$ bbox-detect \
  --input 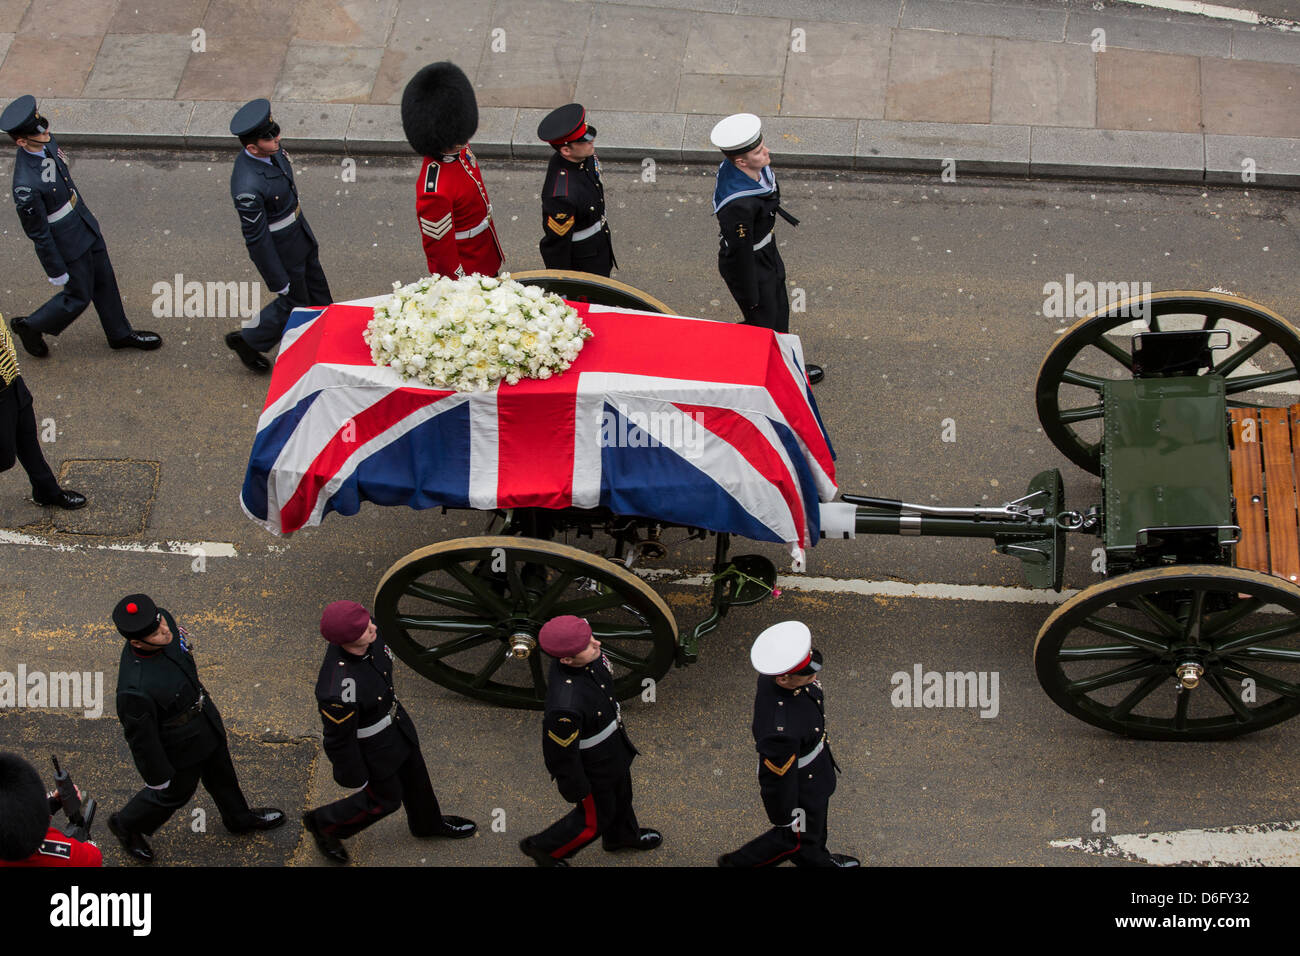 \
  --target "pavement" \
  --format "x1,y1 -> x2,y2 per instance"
0,0 -> 1298,184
